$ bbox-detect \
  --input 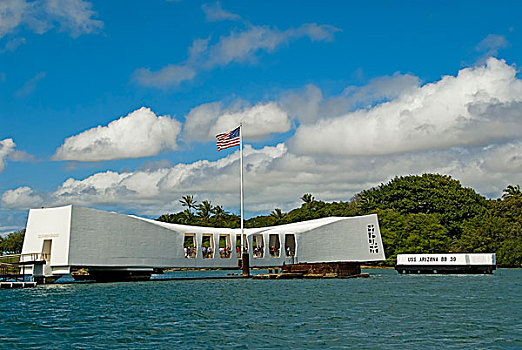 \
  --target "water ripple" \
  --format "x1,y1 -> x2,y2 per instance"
1,269 -> 521,349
